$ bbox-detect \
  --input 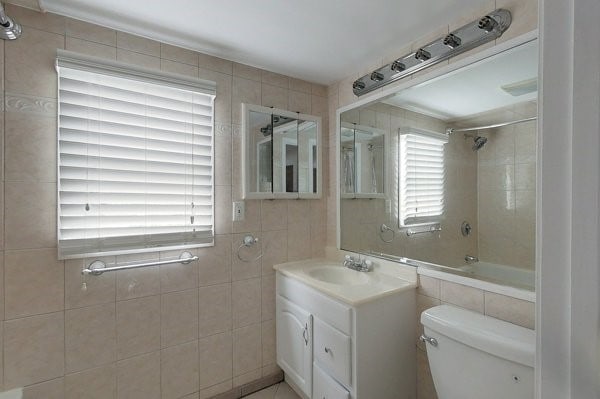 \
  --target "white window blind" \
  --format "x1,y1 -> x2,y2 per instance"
57,50 -> 216,259
399,128 -> 448,226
